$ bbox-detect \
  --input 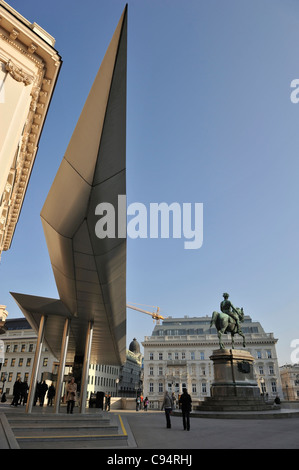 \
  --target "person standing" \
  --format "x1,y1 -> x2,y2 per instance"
39,380 -> 48,406
11,378 -> 22,407
161,391 -> 173,428
144,397 -> 149,411
47,384 -> 56,406
66,377 -> 77,414
179,388 -> 192,431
